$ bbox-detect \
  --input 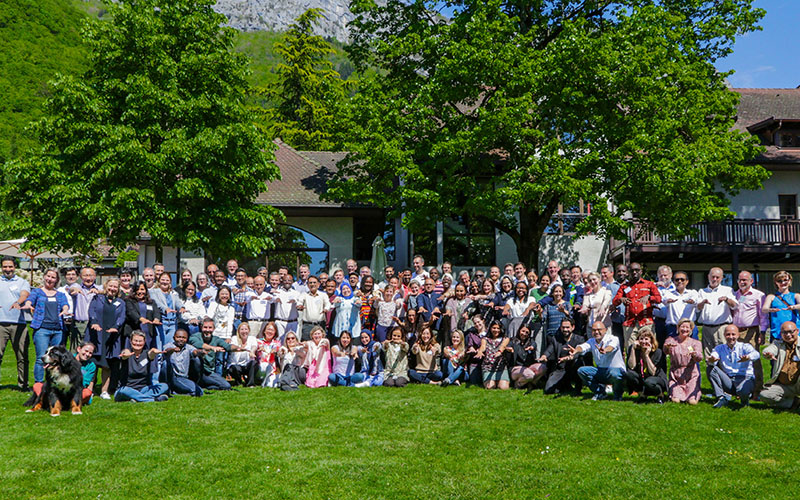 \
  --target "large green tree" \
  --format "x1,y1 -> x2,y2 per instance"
0,0 -> 282,258
328,0 -> 769,269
